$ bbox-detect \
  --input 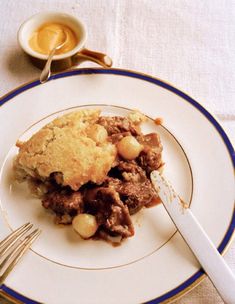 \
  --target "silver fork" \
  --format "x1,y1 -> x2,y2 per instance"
0,223 -> 41,284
